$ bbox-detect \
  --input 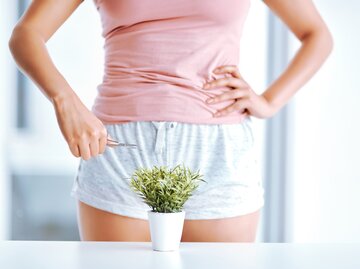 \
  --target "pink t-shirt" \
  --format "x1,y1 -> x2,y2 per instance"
91,0 -> 251,124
